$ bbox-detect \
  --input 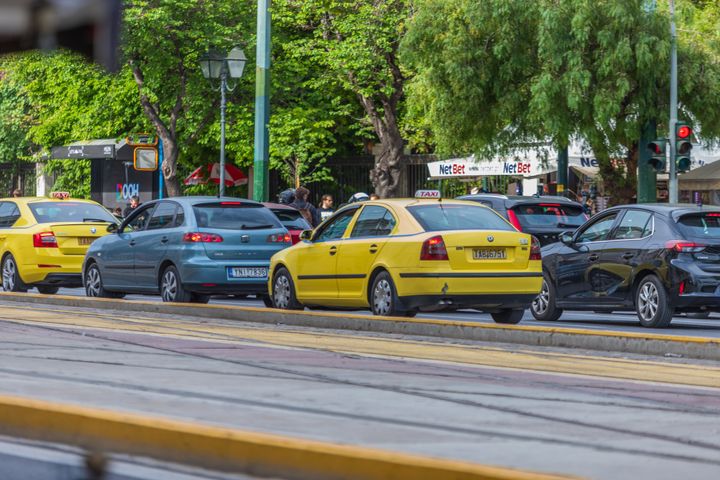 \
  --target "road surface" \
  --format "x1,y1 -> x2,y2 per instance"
0,299 -> 717,479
